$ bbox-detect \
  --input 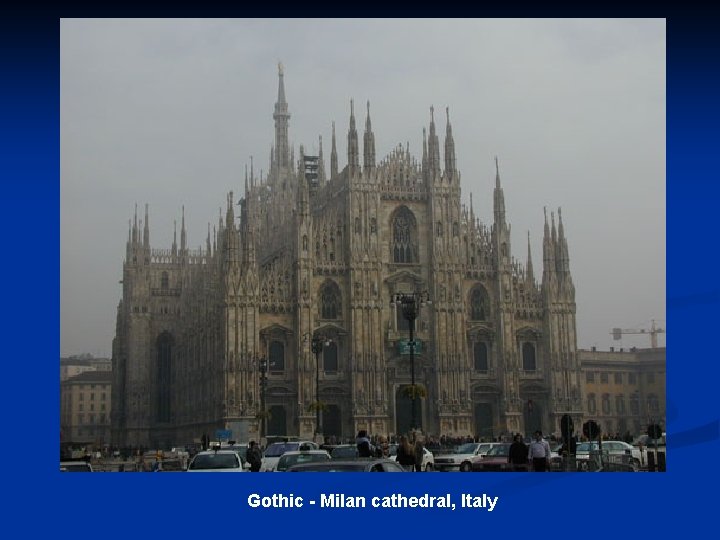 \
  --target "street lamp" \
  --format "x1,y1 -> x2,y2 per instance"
303,333 -> 331,440
390,291 -> 431,432
259,356 -> 268,441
